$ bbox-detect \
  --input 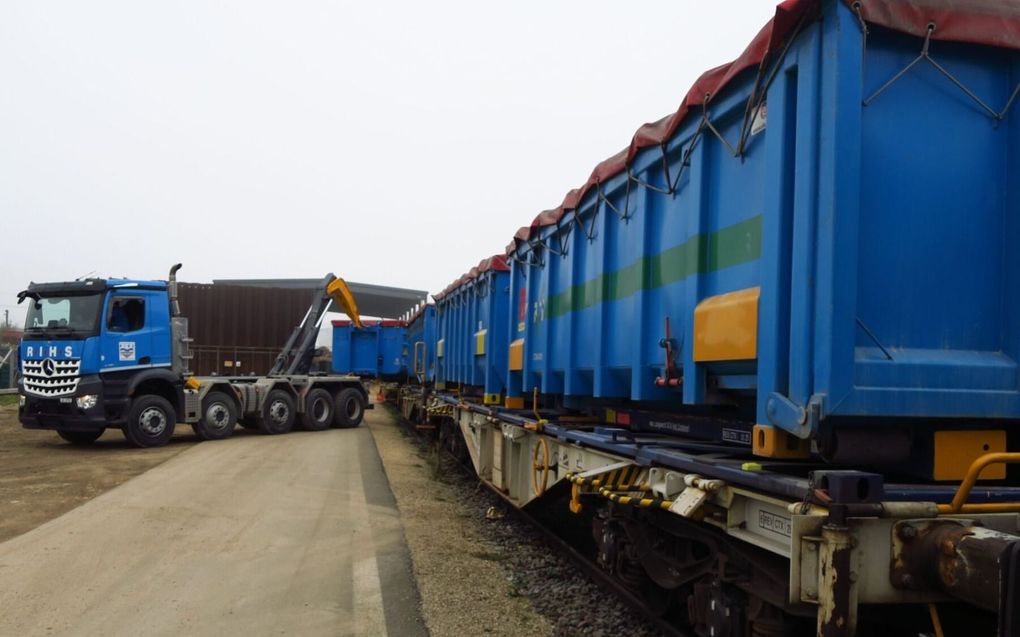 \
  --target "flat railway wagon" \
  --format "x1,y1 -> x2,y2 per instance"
398,0 -> 1020,635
